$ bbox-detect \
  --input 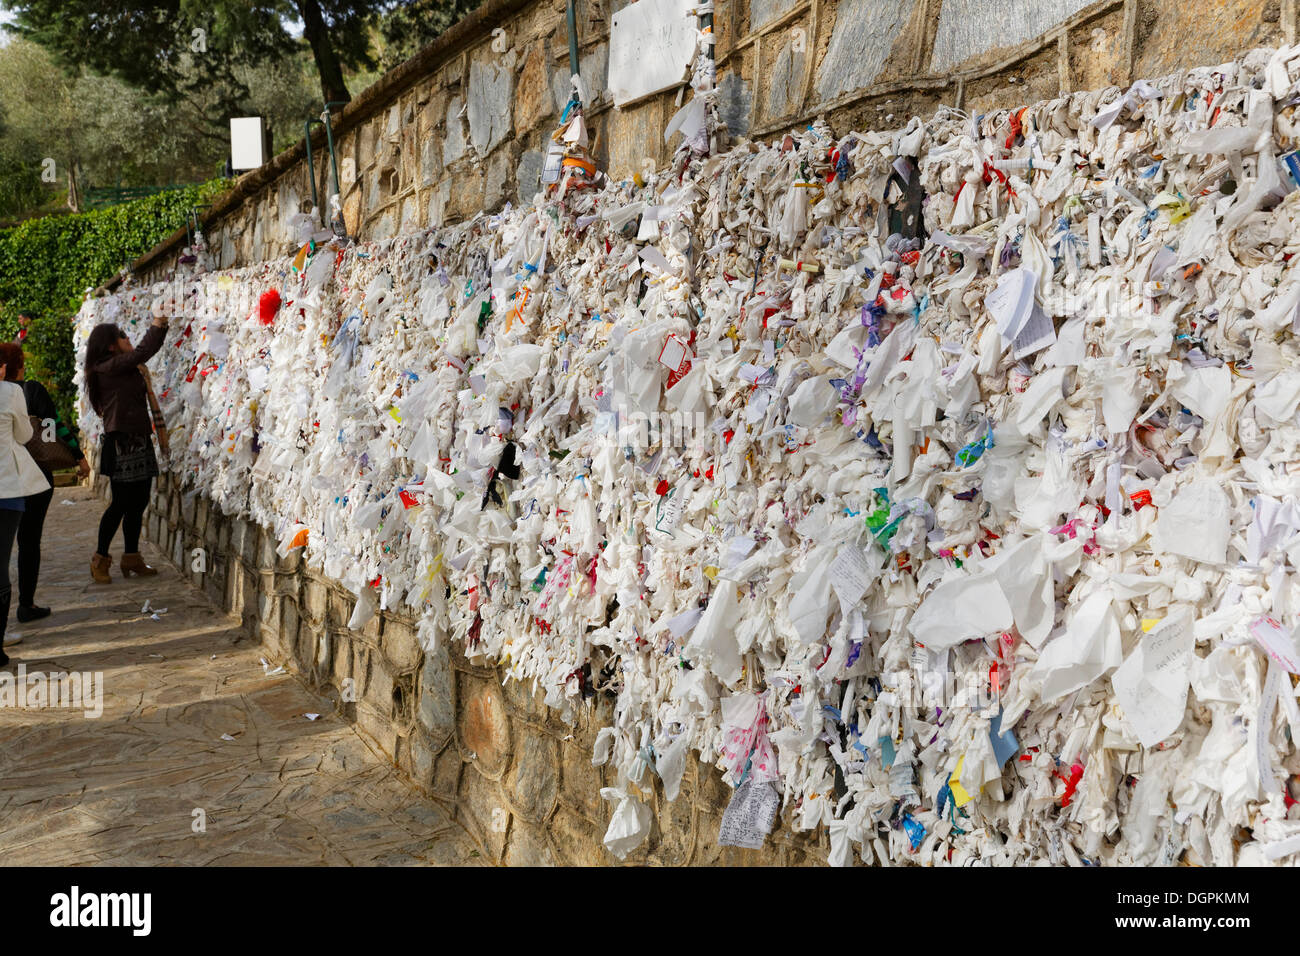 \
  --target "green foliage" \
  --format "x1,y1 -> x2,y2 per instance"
2,0 -> 396,114
0,151 -> 44,220
375,0 -> 483,70
0,34 -> 316,221
3,0 -> 297,126
0,179 -> 227,430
